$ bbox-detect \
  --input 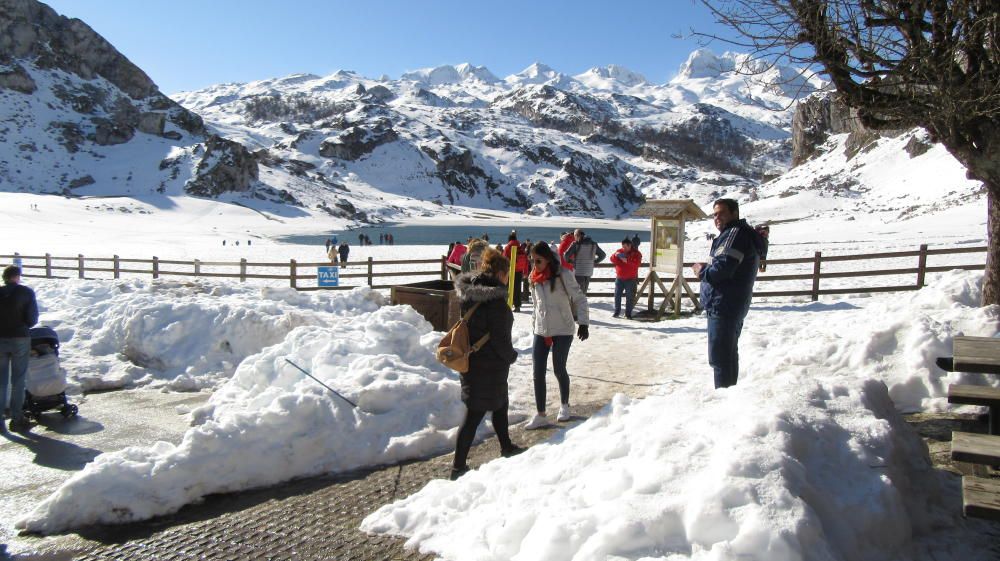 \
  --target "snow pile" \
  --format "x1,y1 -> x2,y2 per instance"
745,270 -> 999,411
33,279 -> 384,391
361,377 -> 951,561
355,271 -> 997,561
16,304 -> 465,534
